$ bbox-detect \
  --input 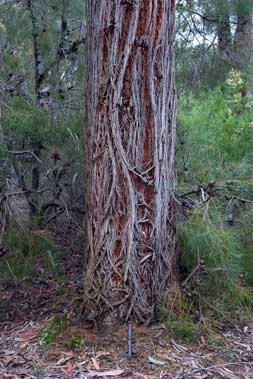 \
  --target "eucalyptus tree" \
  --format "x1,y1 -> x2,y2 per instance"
83,0 -> 177,325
